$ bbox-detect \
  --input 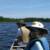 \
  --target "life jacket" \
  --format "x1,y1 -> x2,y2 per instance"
39,37 -> 49,50
24,39 -> 45,50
